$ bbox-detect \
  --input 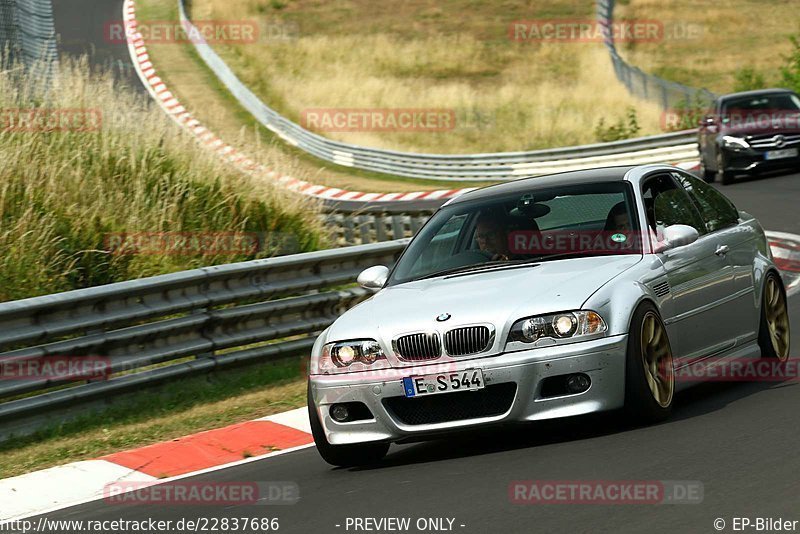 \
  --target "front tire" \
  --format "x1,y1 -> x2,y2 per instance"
699,158 -> 715,183
716,152 -> 734,185
624,302 -> 674,422
759,272 -> 790,361
307,386 -> 389,467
